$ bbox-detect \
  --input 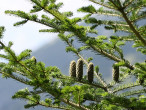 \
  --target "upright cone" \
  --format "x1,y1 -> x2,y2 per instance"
31,56 -> 37,64
69,60 -> 76,77
112,66 -> 119,82
76,58 -> 83,81
87,63 -> 94,83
